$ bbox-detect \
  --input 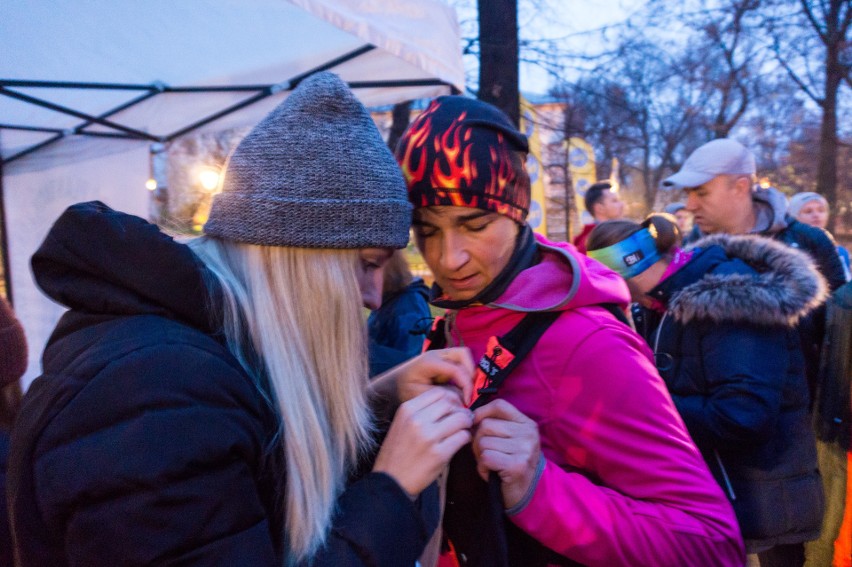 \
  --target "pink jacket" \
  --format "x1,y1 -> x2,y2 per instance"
444,235 -> 745,566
